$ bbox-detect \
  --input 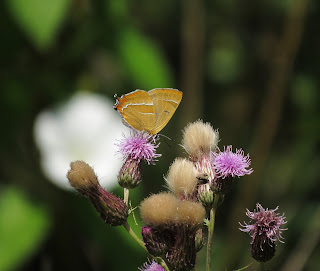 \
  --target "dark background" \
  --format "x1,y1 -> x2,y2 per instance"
0,0 -> 319,270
